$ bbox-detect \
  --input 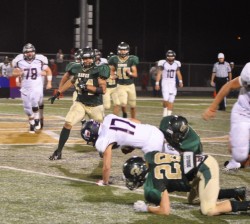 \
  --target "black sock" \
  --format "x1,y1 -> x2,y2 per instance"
218,189 -> 235,199
57,127 -> 70,153
230,200 -> 250,212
